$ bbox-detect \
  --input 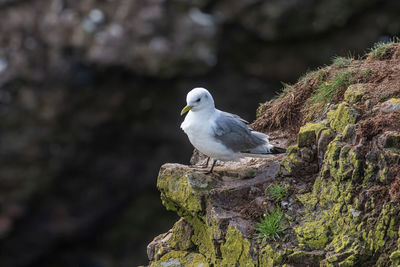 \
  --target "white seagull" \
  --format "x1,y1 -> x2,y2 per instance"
180,87 -> 285,173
